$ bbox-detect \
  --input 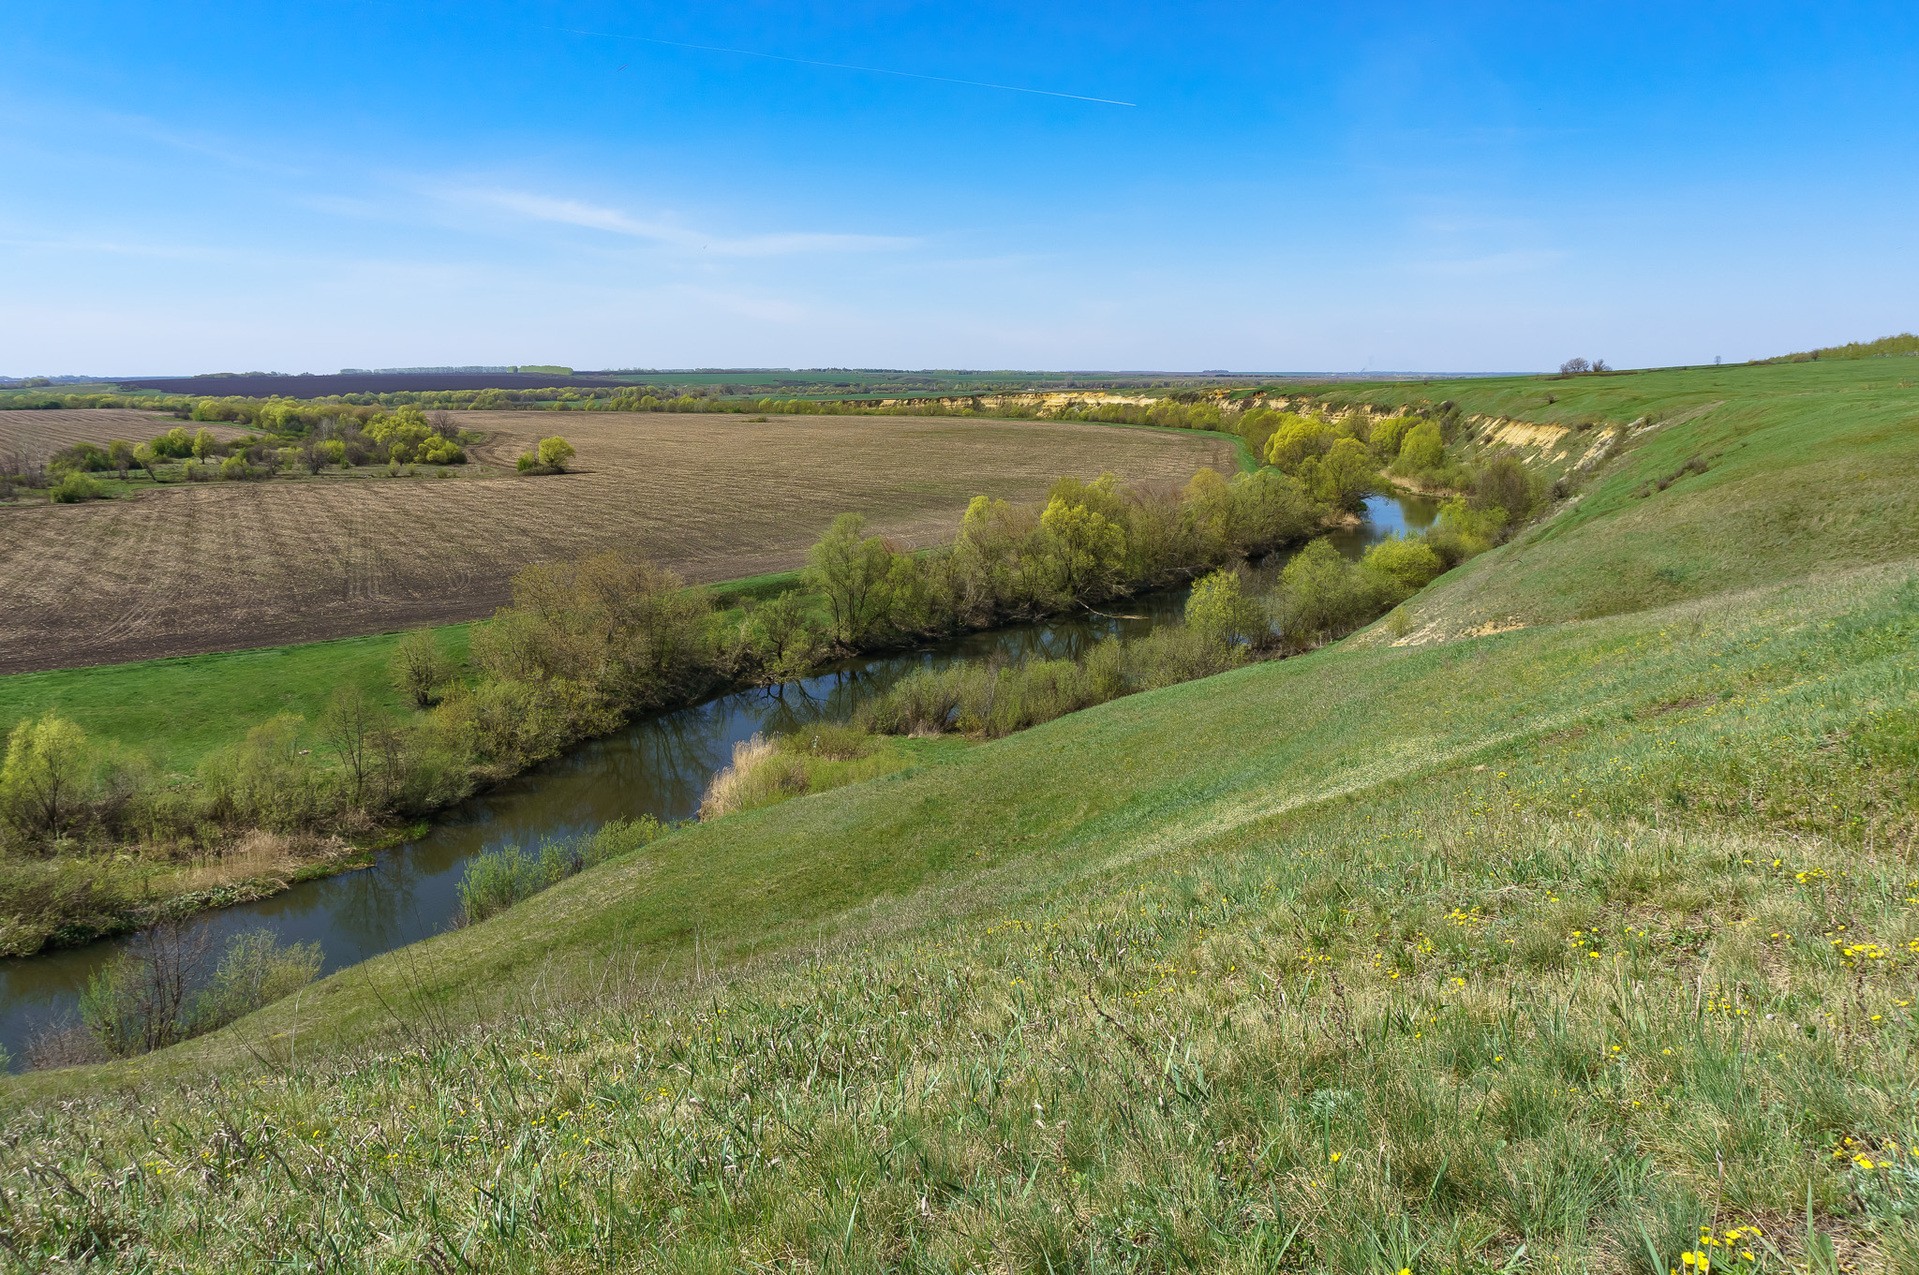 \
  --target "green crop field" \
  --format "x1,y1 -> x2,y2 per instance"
3,358 -> 1917,1271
